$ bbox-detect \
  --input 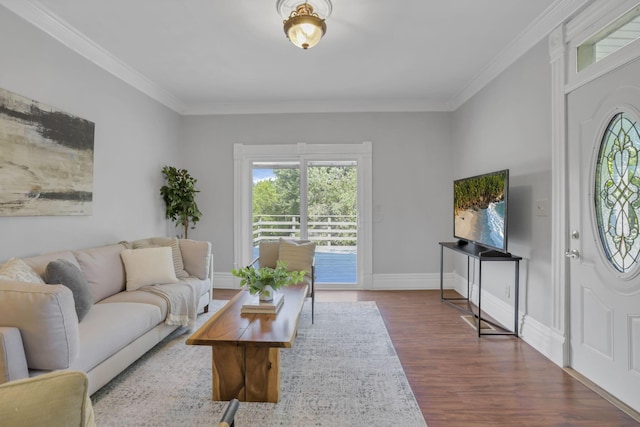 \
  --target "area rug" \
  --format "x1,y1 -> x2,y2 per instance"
91,300 -> 427,426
